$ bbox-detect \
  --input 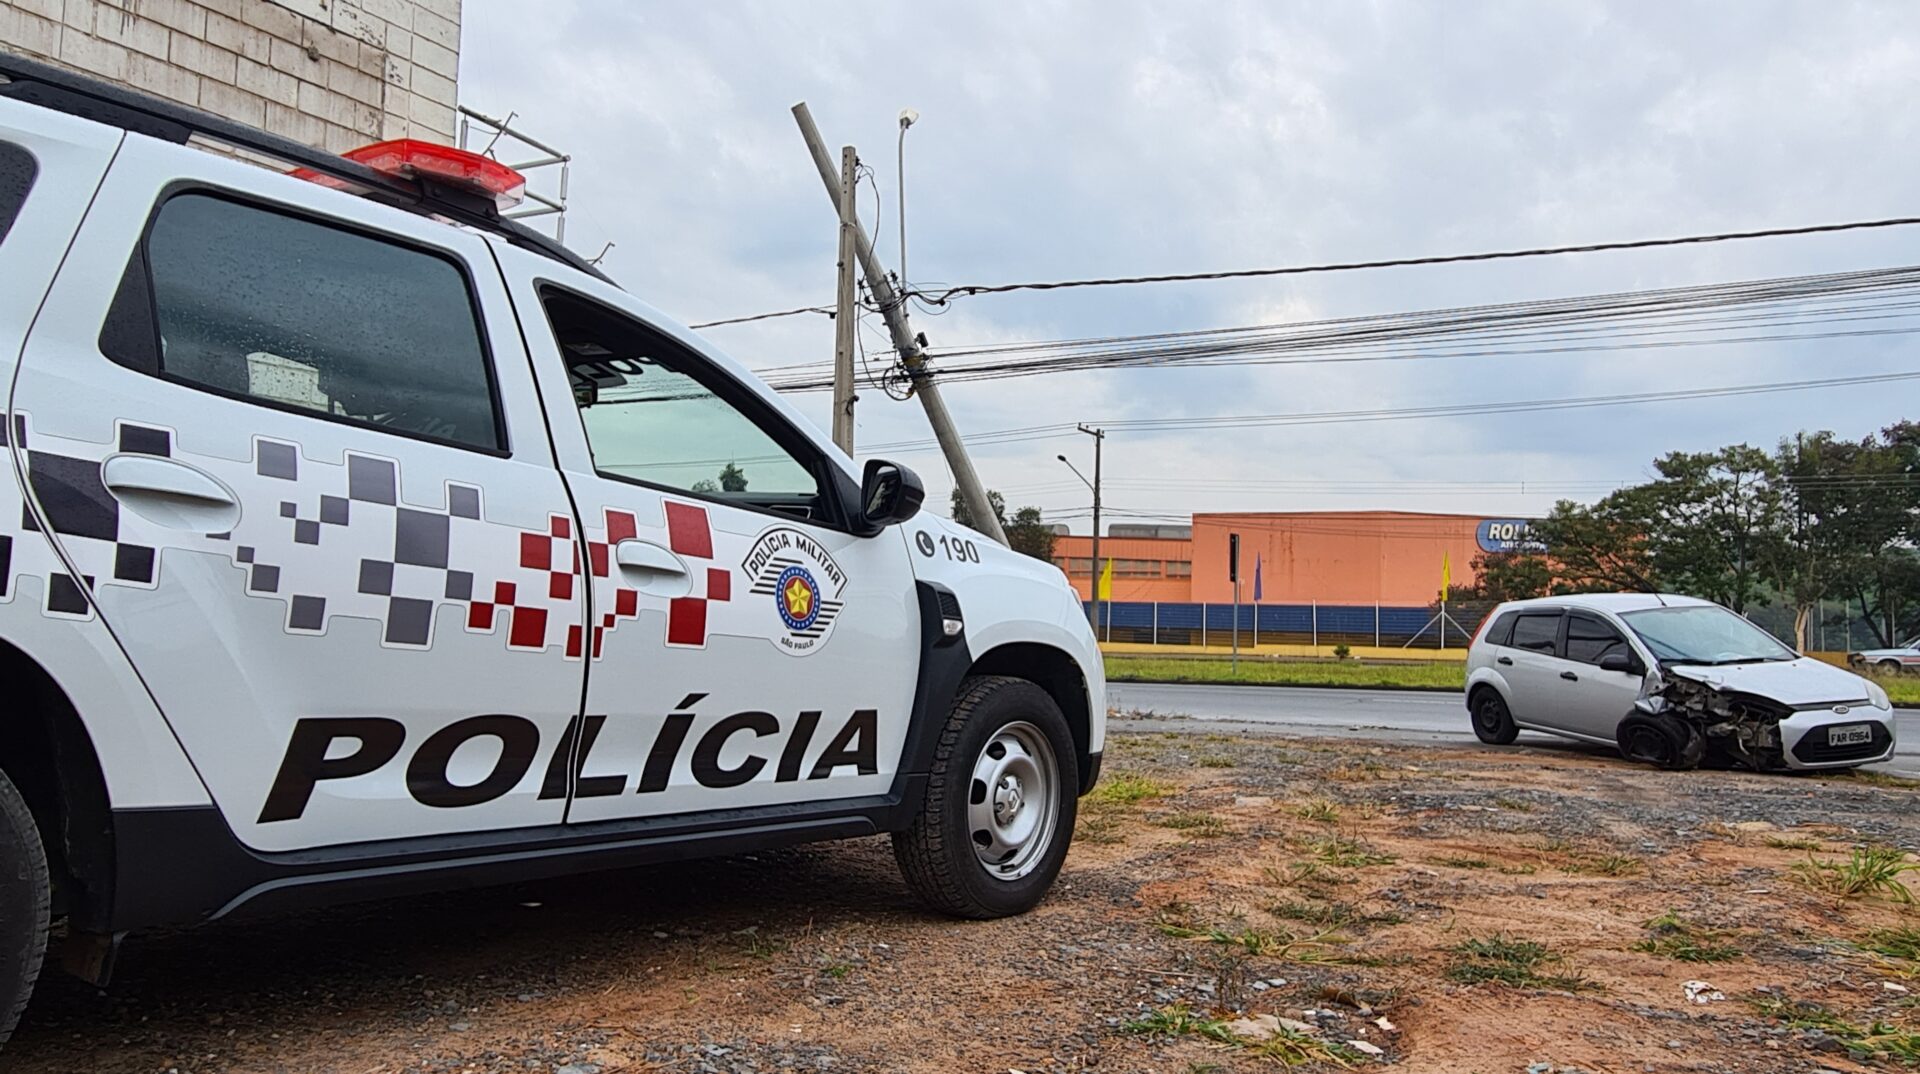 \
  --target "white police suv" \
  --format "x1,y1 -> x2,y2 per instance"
0,53 -> 1104,1043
